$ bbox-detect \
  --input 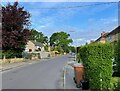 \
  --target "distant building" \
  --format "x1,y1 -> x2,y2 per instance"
95,26 -> 120,43
90,40 -> 95,44
25,40 -> 44,52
